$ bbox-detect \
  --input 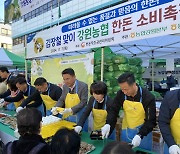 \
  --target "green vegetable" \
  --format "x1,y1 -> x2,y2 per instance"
128,58 -> 142,66
108,66 -> 114,72
104,72 -> 114,80
150,91 -> 163,100
113,86 -> 120,93
129,66 -> 138,74
94,65 -> 101,73
94,59 -> 101,65
113,71 -> 124,79
112,55 -> 128,64
104,56 -> 113,65
118,64 -> 130,72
